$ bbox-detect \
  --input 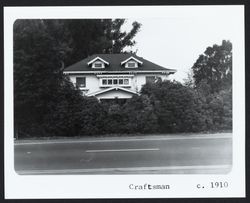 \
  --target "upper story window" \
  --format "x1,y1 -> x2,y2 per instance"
92,61 -> 105,68
87,56 -> 109,69
121,56 -> 143,68
125,61 -> 138,68
76,77 -> 86,88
